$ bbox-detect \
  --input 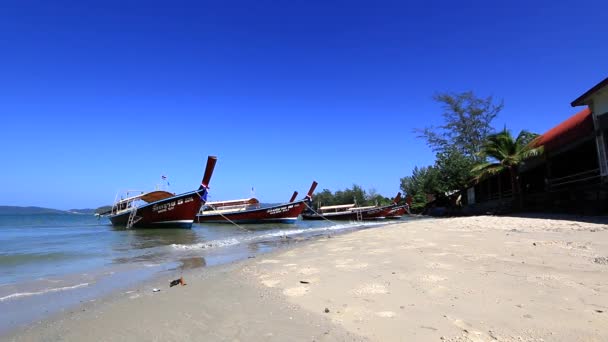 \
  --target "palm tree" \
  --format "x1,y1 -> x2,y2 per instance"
472,128 -> 544,208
